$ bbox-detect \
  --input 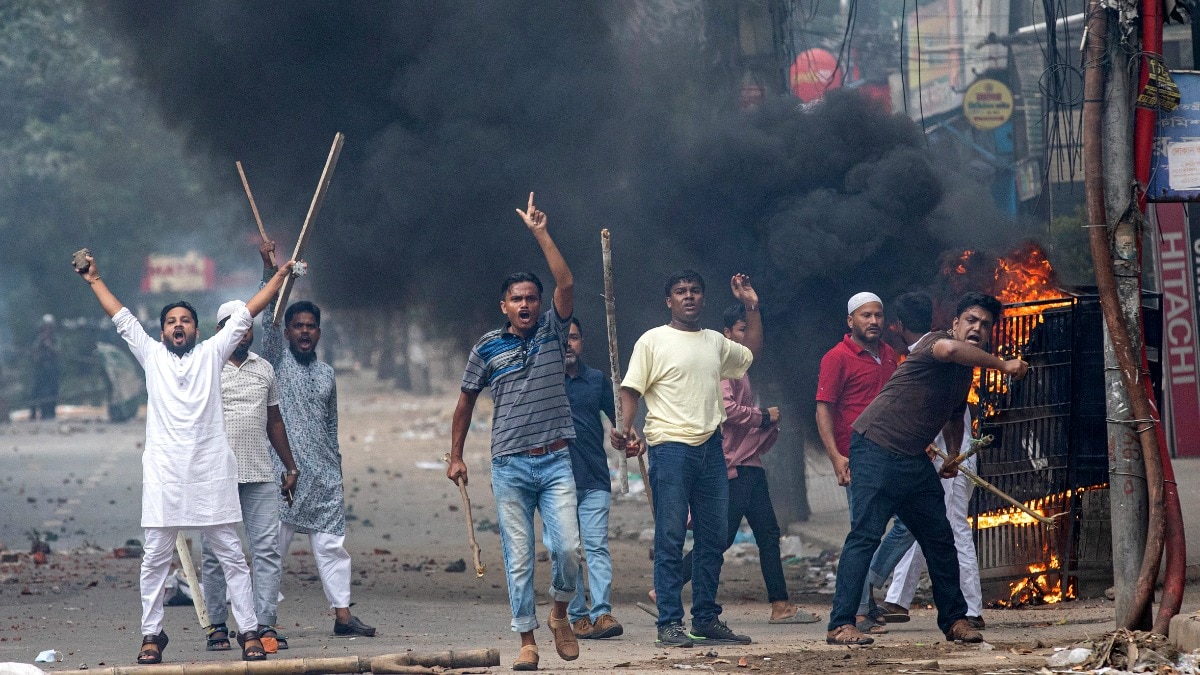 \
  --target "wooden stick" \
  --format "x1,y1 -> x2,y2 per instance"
444,454 -> 484,577
173,533 -> 210,629
940,433 -> 993,475
82,648 -> 500,675
235,161 -> 269,242
638,454 -> 654,518
601,229 -> 629,495
930,446 -> 1065,529
273,132 -> 345,326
